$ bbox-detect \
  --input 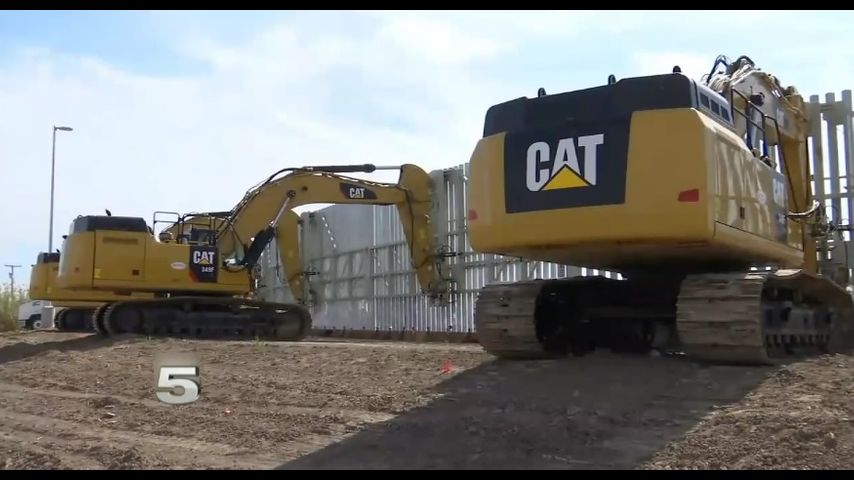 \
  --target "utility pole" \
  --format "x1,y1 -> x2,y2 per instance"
4,264 -> 21,293
4,264 -> 22,312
